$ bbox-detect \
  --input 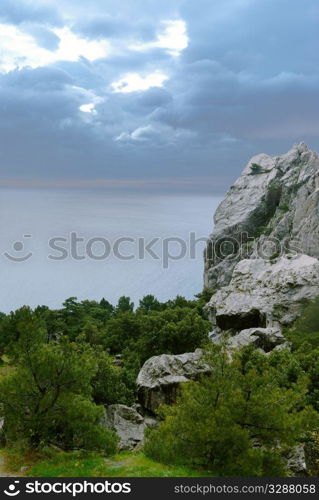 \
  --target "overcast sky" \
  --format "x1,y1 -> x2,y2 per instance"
0,0 -> 318,194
